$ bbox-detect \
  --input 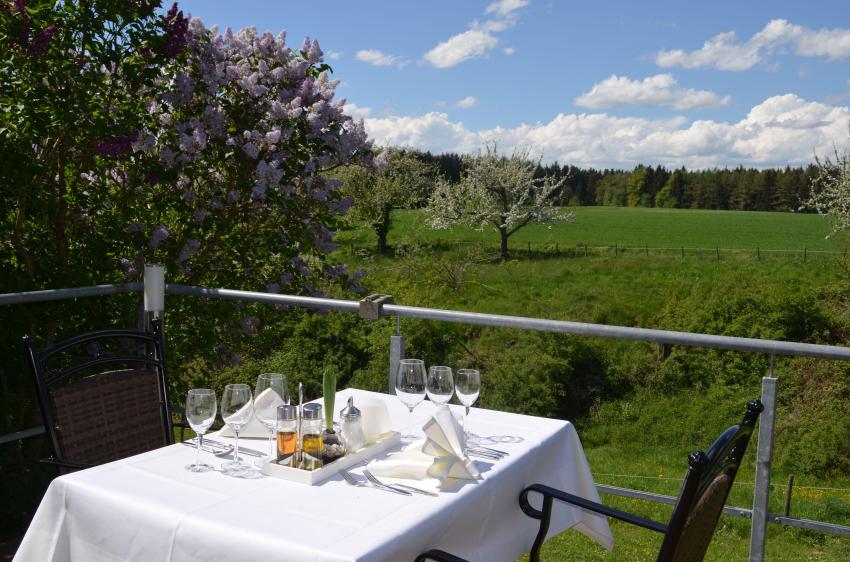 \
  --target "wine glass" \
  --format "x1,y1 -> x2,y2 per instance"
254,373 -> 290,460
221,383 -> 253,474
455,369 -> 480,440
395,358 -> 426,443
427,366 -> 454,406
184,389 -> 217,473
